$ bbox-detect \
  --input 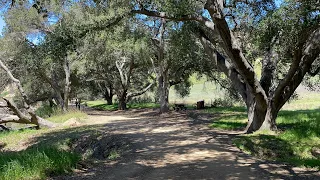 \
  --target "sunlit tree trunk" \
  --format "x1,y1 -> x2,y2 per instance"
63,56 -> 71,111
158,74 -> 170,113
